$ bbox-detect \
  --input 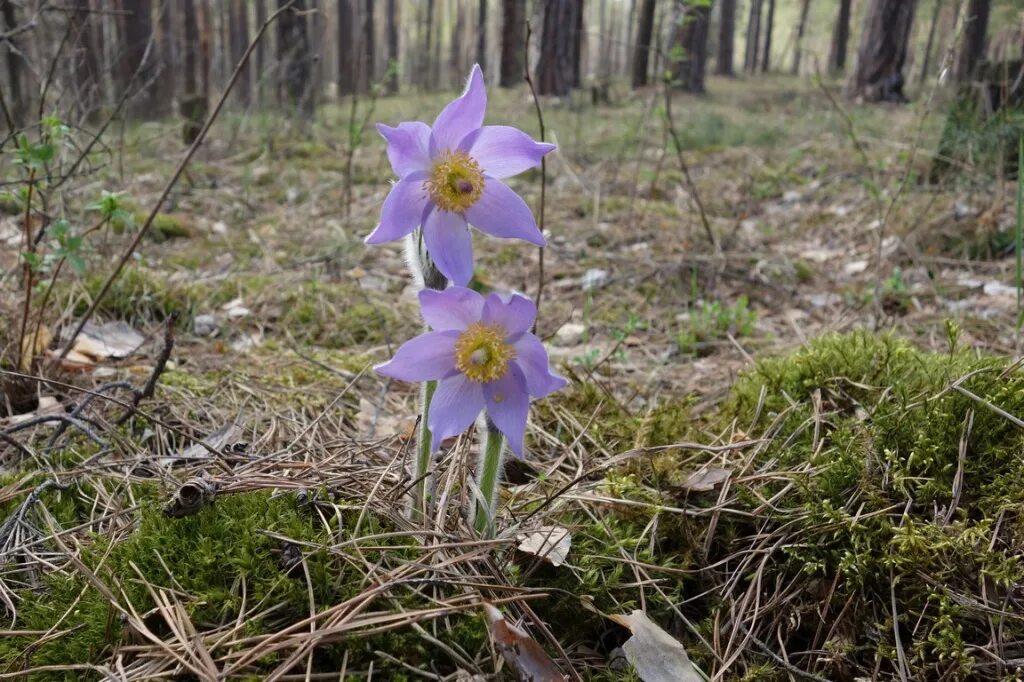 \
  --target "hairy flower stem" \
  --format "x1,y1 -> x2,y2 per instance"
412,379 -> 437,522
474,420 -> 505,536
